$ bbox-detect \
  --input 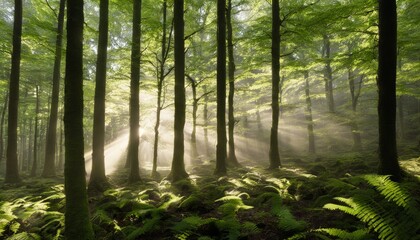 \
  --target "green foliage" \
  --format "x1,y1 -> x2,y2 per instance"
315,228 -> 370,240
0,185 -> 64,239
321,175 -> 420,240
